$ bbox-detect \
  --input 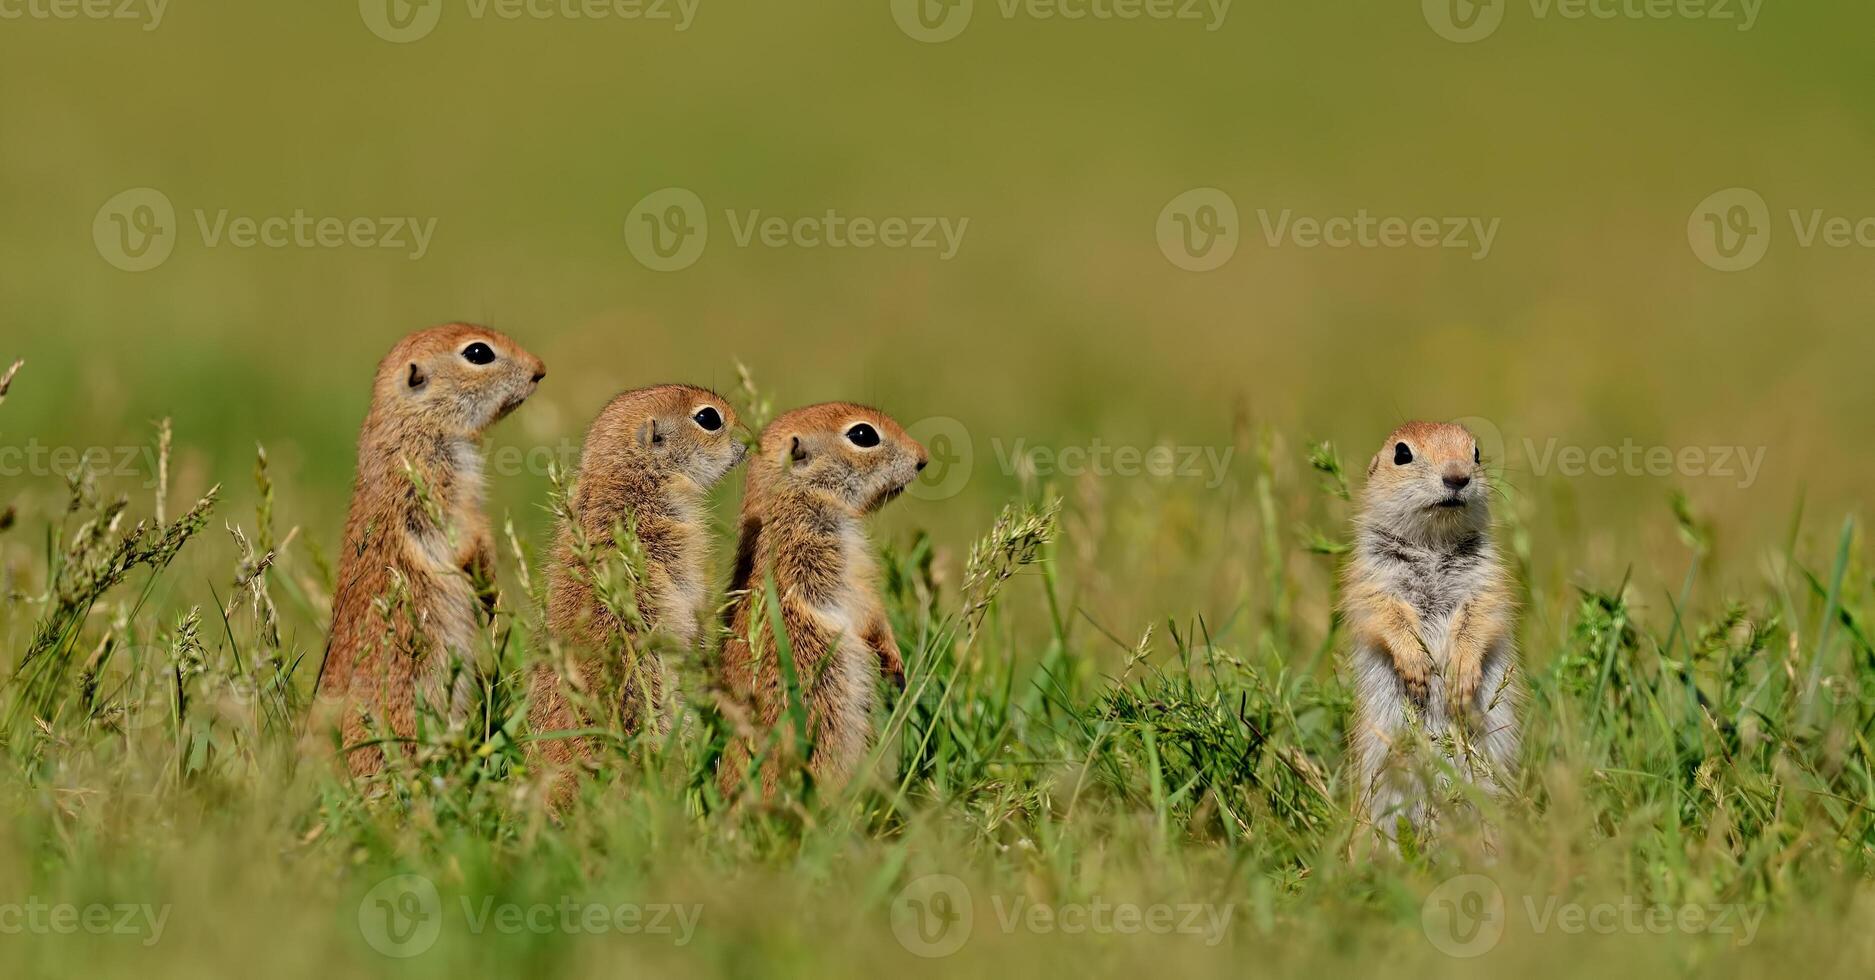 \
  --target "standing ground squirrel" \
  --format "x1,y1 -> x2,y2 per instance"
527,385 -> 746,795
715,403 -> 927,802
1342,421 -> 1519,843
316,323 -> 546,778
